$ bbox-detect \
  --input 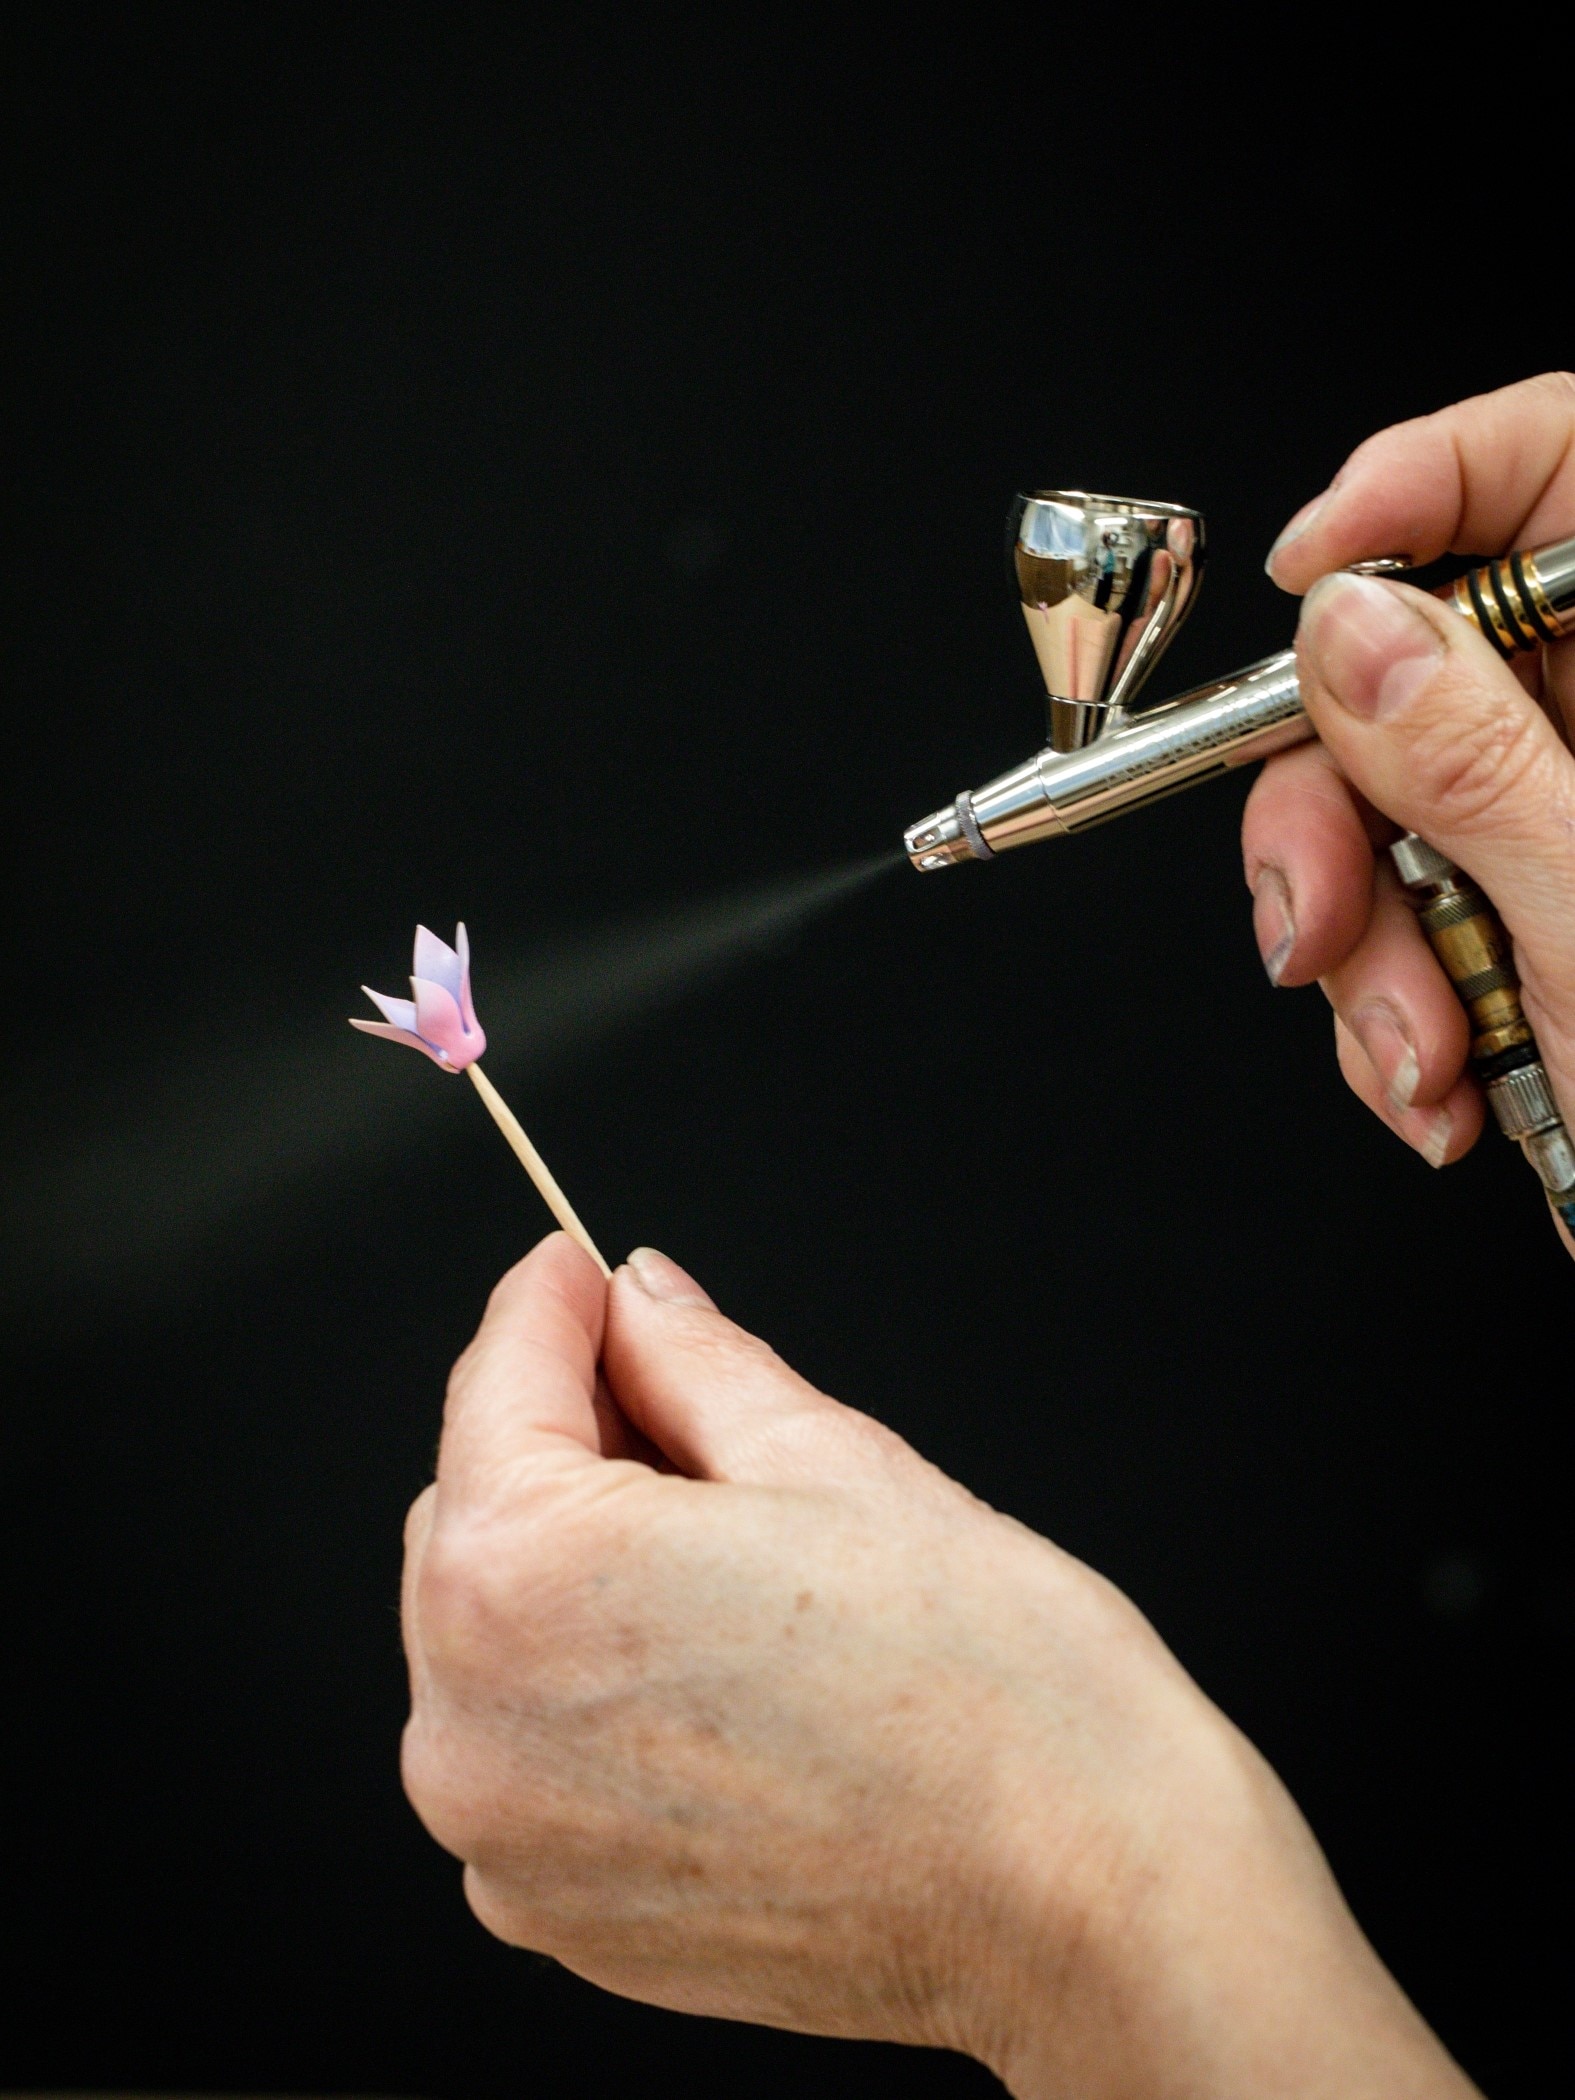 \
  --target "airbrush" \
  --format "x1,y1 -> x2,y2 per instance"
904,491 -> 1575,1231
